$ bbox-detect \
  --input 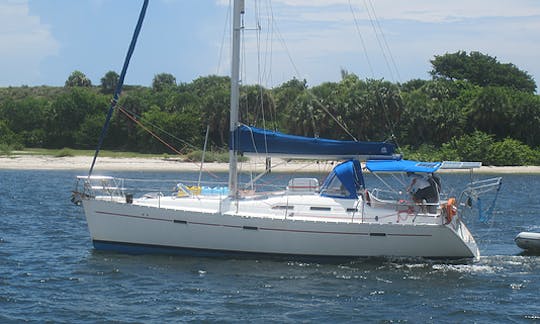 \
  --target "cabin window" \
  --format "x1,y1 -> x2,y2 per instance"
321,175 -> 349,198
310,206 -> 331,211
